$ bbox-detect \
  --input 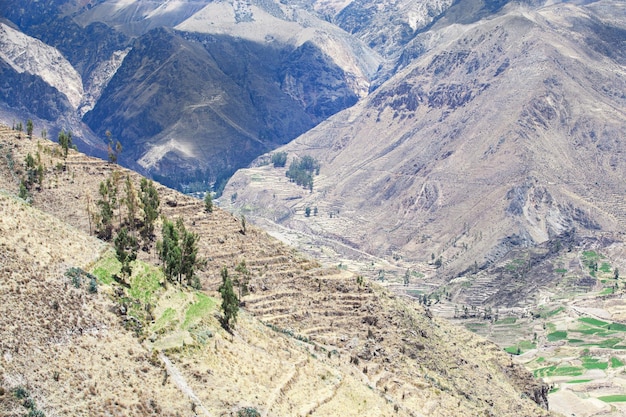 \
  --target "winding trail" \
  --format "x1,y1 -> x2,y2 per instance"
160,352 -> 211,417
